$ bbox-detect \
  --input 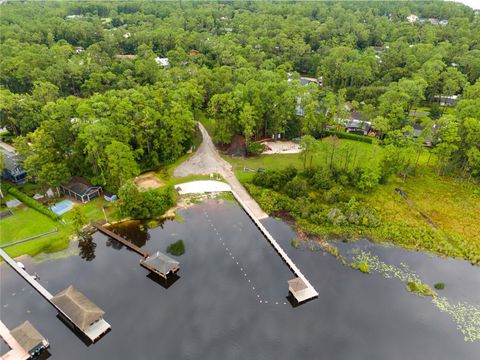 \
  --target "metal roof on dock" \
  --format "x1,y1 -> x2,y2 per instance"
140,251 -> 179,277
